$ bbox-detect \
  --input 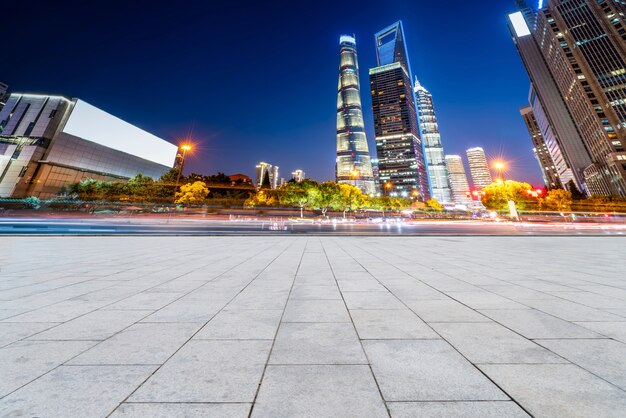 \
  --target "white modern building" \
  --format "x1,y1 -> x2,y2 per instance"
466,147 -> 493,189
445,155 -> 472,205
292,169 -> 305,182
255,162 -> 279,189
0,93 -> 178,198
